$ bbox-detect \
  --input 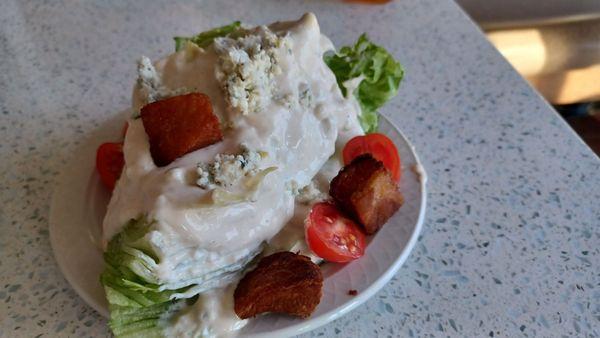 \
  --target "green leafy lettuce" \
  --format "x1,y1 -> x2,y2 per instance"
324,34 -> 404,133
174,21 -> 241,51
100,218 -> 189,338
